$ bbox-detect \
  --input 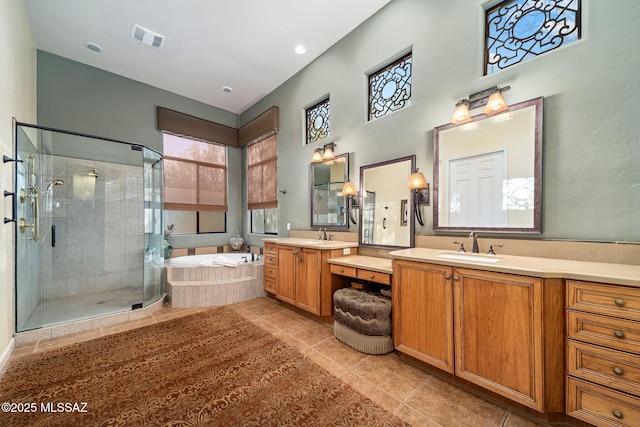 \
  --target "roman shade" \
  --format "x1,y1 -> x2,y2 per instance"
247,134 -> 277,210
